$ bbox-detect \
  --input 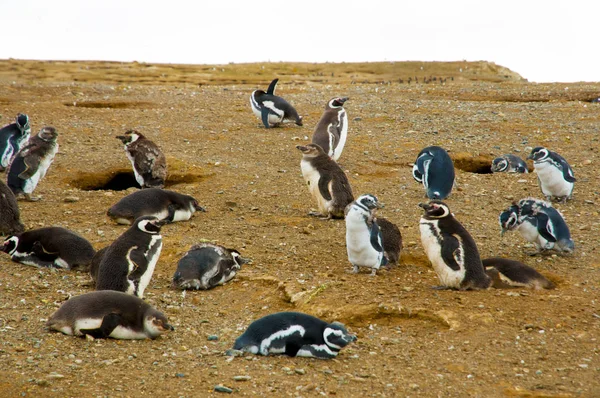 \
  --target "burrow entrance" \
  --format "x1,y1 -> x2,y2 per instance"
450,152 -> 494,174
69,168 -> 211,191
